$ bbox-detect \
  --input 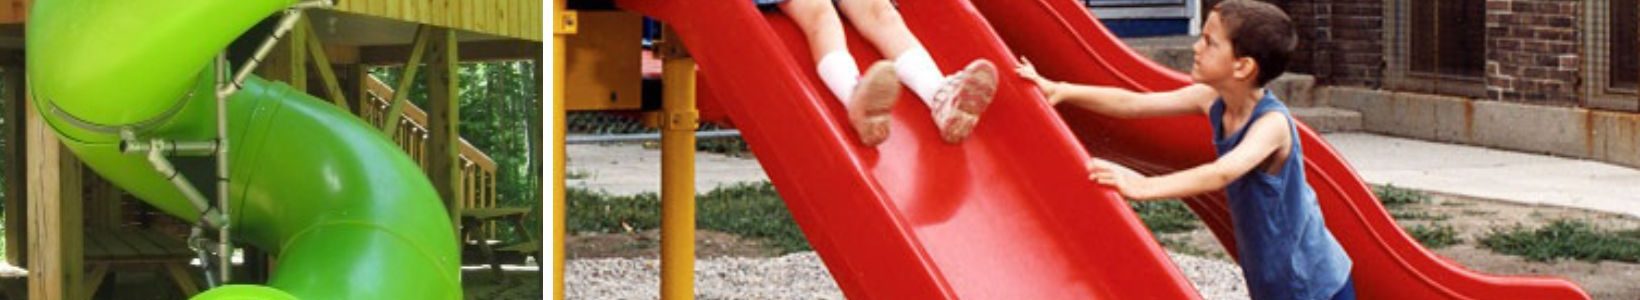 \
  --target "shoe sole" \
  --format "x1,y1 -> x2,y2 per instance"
939,60 -> 998,143
850,61 -> 901,146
